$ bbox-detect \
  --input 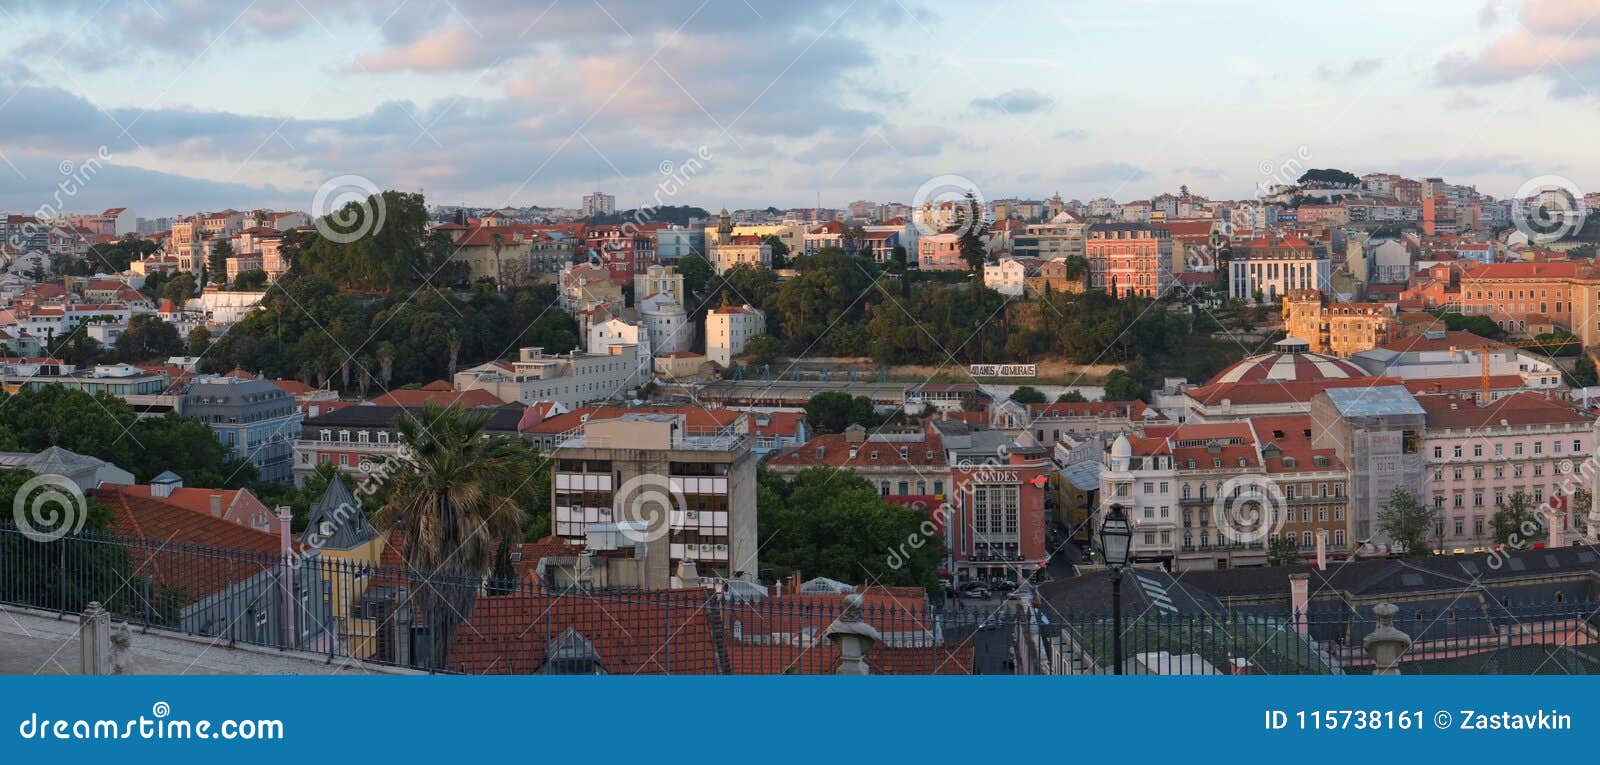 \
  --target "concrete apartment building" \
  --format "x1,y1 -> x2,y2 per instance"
550,413 -> 758,588
581,191 -> 616,217
181,375 -> 304,483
